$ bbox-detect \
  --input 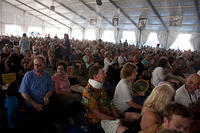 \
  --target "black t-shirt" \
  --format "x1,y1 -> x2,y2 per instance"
106,66 -> 121,86
136,61 -> 146,80
0,62 -> 6,74
0,39 -> 12,45
0,53 -> 10,61
7,53 -> 24,73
